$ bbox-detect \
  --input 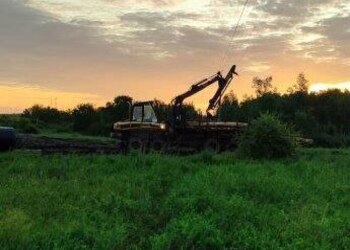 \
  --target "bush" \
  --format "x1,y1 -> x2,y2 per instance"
17,119 -> 39,134
72,104 -> 97,133
0,116 -> 39,134
238,113 -> 297,159
23,105 -> 70,124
